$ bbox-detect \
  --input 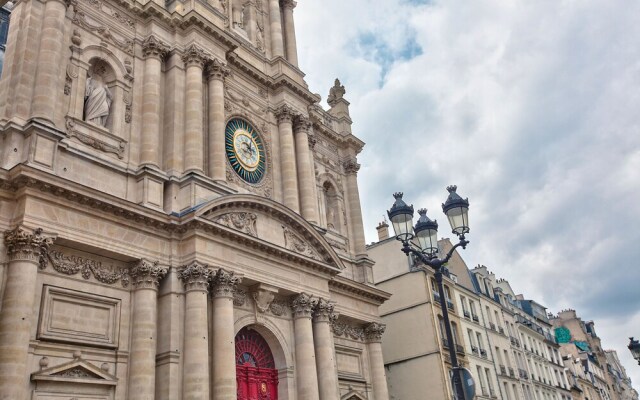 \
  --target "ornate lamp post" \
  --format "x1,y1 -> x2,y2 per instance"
629,337 -> 640,365
387,186 -> 471,400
